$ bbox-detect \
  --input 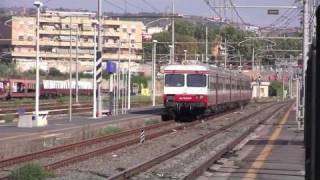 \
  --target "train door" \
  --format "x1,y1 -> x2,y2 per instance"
208,73 -> 216,106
